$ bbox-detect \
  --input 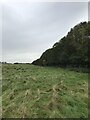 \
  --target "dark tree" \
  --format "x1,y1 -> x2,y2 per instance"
32,21 -> 89,68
